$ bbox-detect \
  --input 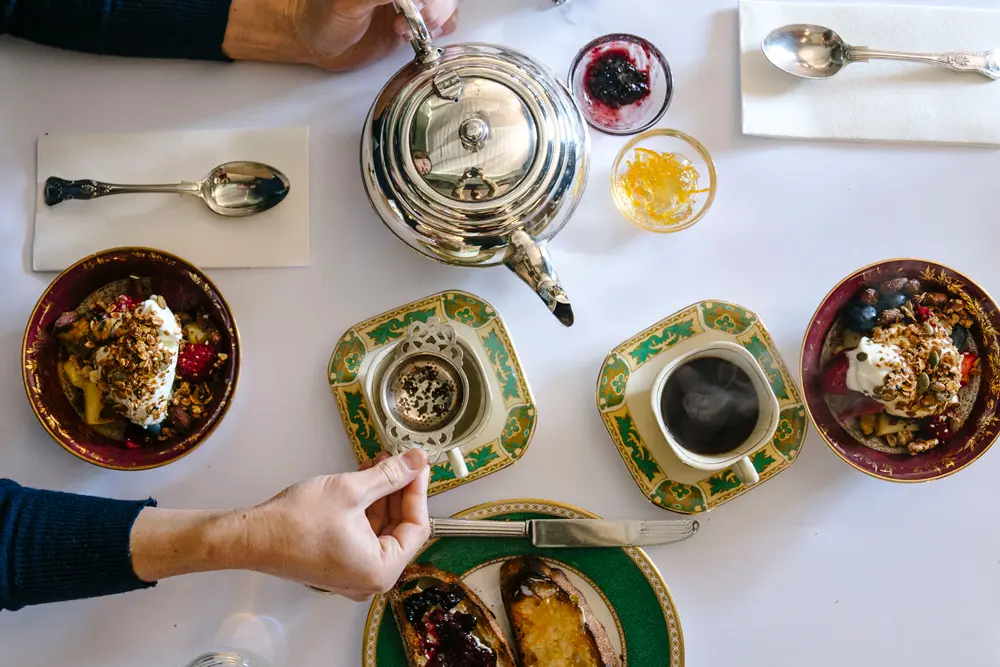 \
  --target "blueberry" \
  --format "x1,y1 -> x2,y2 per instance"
843,304 -> 878,333
876,292 -> 907,312
145,423 -> 162,437
951,324 -> 969,352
